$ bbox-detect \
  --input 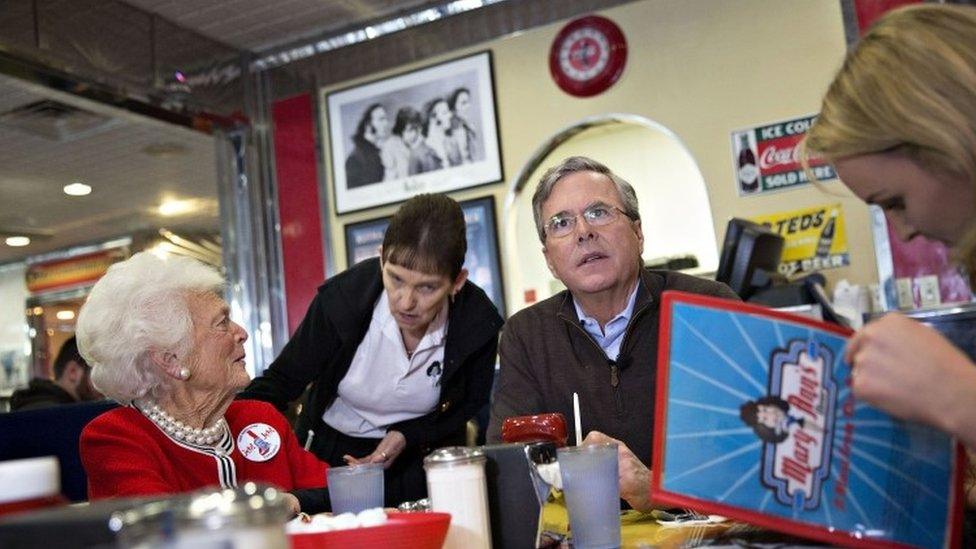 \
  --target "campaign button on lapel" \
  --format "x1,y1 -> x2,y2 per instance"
237,423 -> 281,462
